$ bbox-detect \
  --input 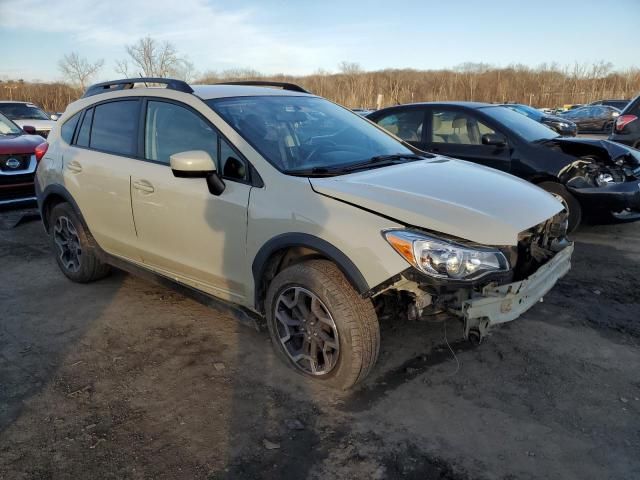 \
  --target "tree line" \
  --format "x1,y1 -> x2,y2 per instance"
2,37 -> 639,113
